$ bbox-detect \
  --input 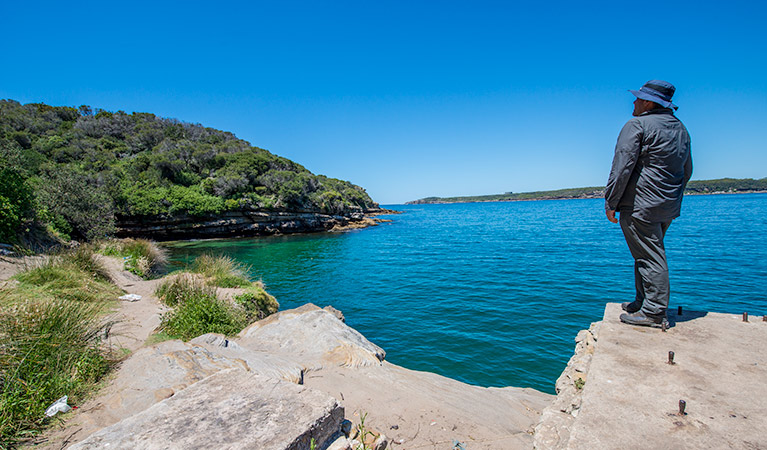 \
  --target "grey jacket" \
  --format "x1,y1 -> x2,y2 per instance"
605,108 -> 692,222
